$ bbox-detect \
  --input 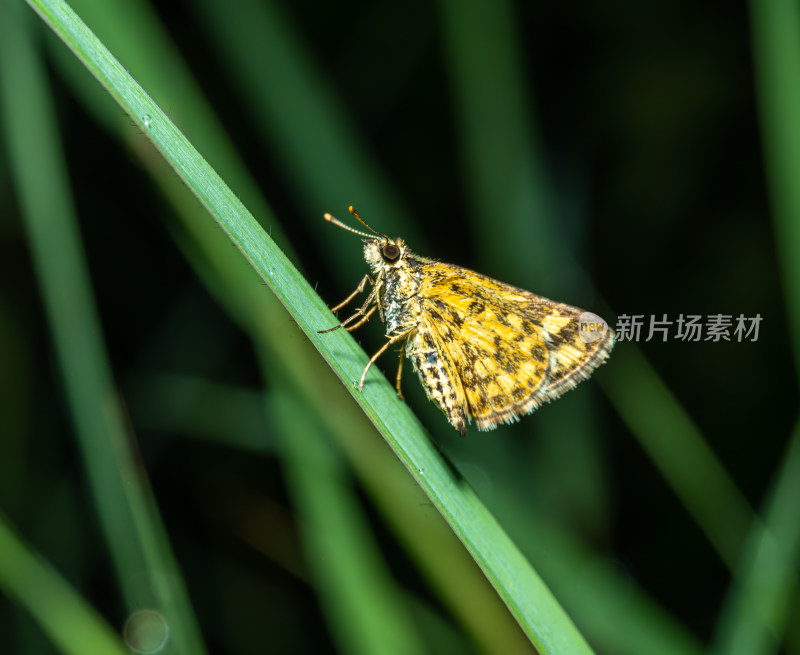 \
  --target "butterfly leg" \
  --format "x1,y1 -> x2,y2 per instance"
359,327 -> 413,392
395,349 -> 405,400
330,274 -> 373,312
344,304 -> 378,331
319,279 -> 382,334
